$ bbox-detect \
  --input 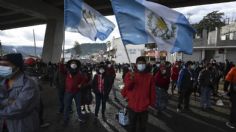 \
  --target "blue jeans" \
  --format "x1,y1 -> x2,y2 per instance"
64,92 -> 82,122
200,86 -> 212,108
156,87 -> 168,111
